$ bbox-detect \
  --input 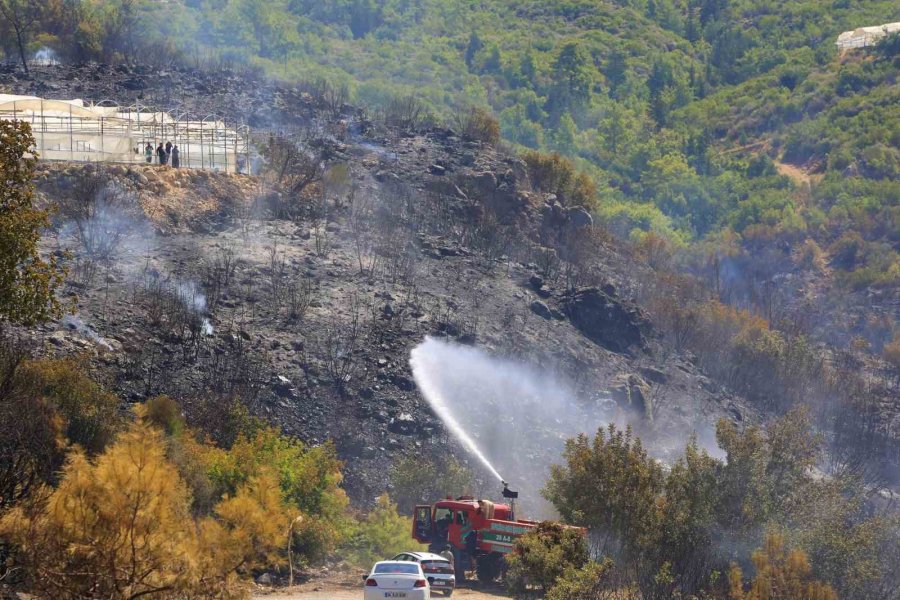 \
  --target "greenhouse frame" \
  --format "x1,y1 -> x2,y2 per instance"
0,94 -> 251,173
